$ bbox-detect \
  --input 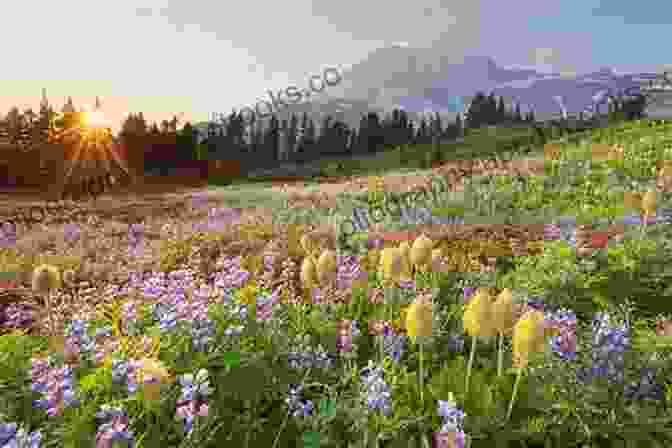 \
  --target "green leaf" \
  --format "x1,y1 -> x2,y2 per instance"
302,431 -> 321,448
319,398 -> 337,419
221,351 -> 241,369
